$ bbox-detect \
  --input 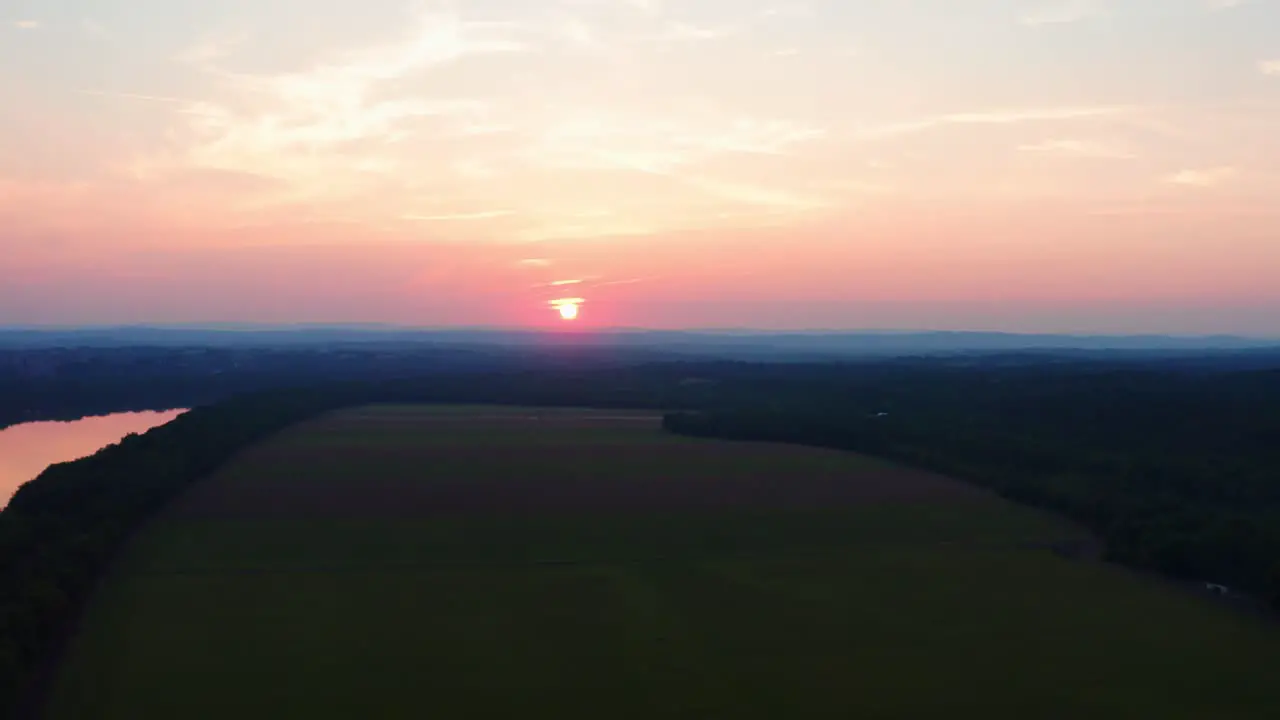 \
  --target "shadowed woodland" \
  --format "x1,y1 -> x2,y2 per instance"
3,356 -> 1280,716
